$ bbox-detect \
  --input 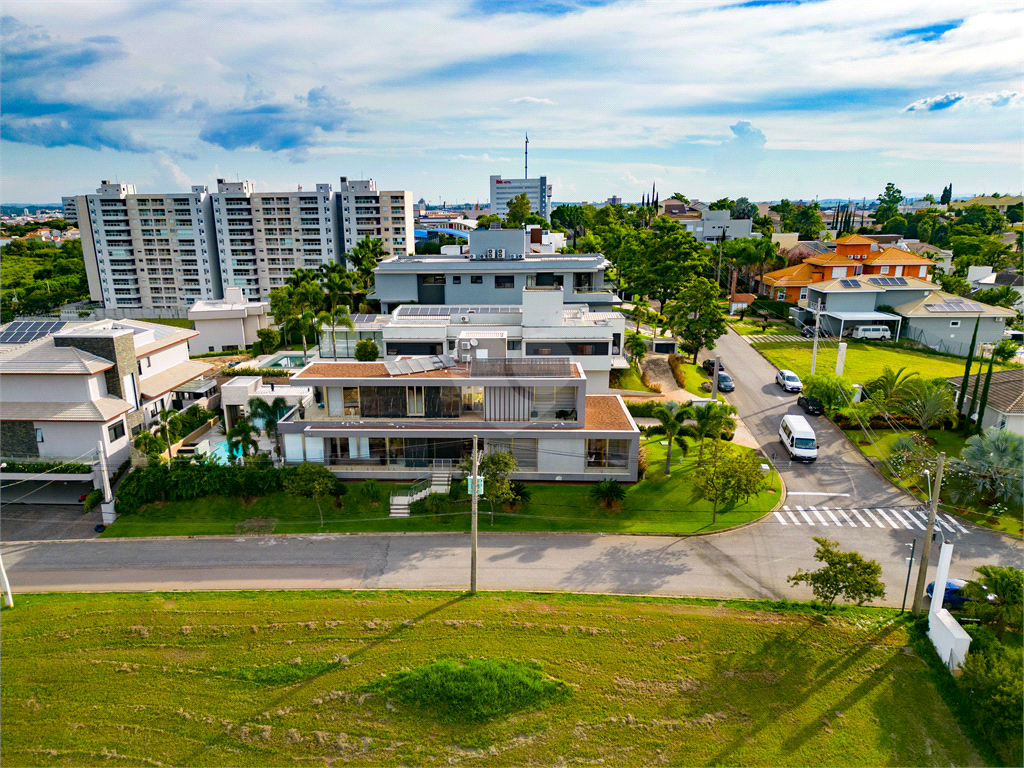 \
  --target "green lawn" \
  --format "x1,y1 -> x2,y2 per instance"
755,341 -> 1008,385
609,366 -> 657,393
0,591 -> 980,768
729,319 -> 797,337
141,317 -> 194,329
842,428 -> 1022,537
103,441 -> 779,538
